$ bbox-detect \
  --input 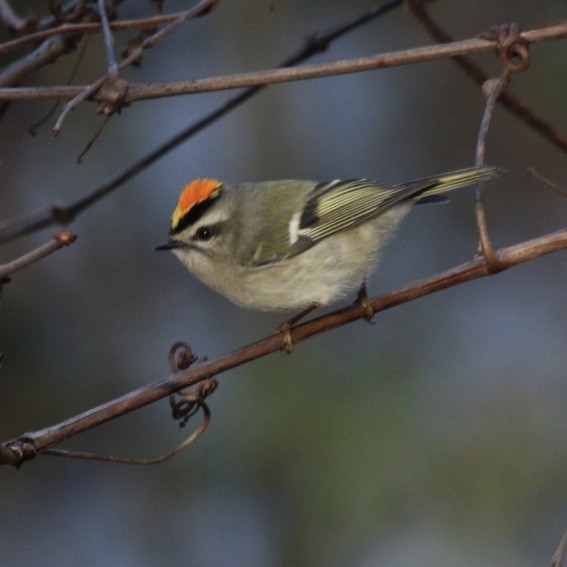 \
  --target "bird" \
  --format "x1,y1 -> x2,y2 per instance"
156,166 -> 501,313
